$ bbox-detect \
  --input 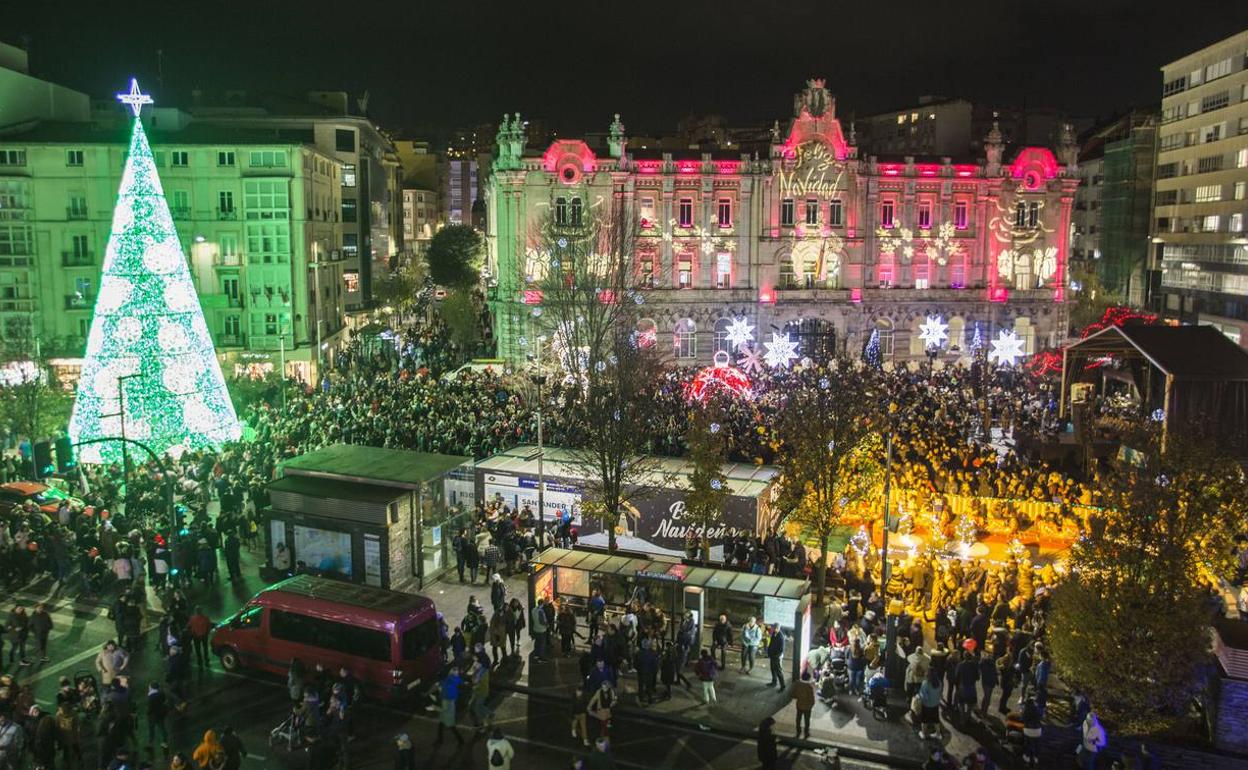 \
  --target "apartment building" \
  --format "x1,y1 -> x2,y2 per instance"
1151,29 -> 1248,346
0,116 -> 347,380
